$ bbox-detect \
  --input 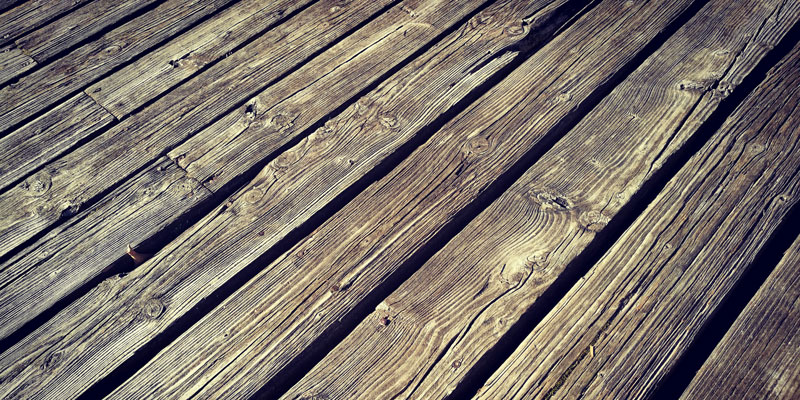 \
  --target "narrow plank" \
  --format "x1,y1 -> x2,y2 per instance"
682,235 -> 800,399
477,37 -> 800,400
0,45 -> 34,86
0,0 -> 92,45
14,0 -> 160,62
283,1 -> 800,398
0,93 -> 115,192
0,157 -> 211,342
0,0 -> 237,134
0,0 -> 395,260
86,0 -> 313,118
95,0 -> 725,398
